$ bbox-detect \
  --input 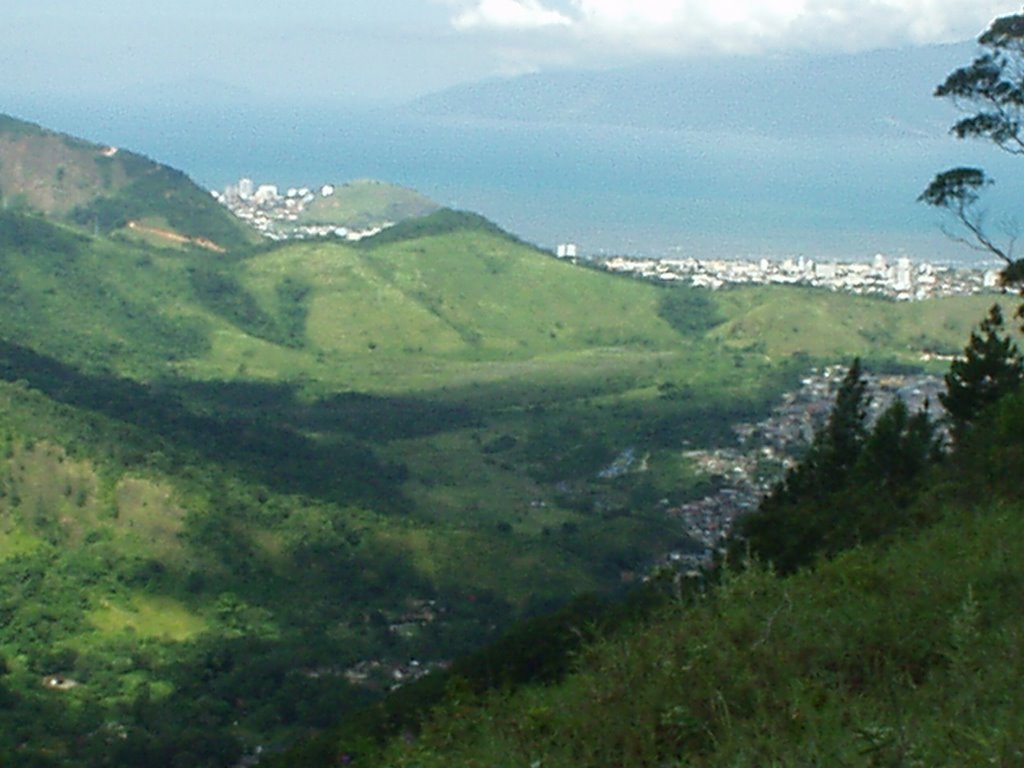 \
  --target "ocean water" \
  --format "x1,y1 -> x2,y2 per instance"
12,100 -> 1021,264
